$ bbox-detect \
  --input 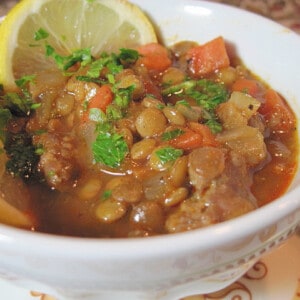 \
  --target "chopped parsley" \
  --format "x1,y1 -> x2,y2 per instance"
88,108 -> 107,123
162,78 -> 228,133
162,129 -> 184,141
92,132 -> 129,168
35,28 -> 140,76
101,190 -> 112,200
34,28 -> 49,41
155,147 -> 183,164
46,45 -> 92,71
118,48 -> 140,65
189,79 -> 228,111
1,75 -> 37,117
162,80 -> 197,96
